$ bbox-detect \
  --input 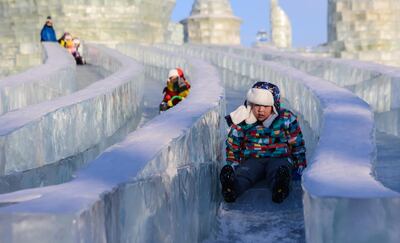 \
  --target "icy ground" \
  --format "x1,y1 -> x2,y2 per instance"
205,88 -> 305,243
76,64 -> 111,89
208,181 -> 304,243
